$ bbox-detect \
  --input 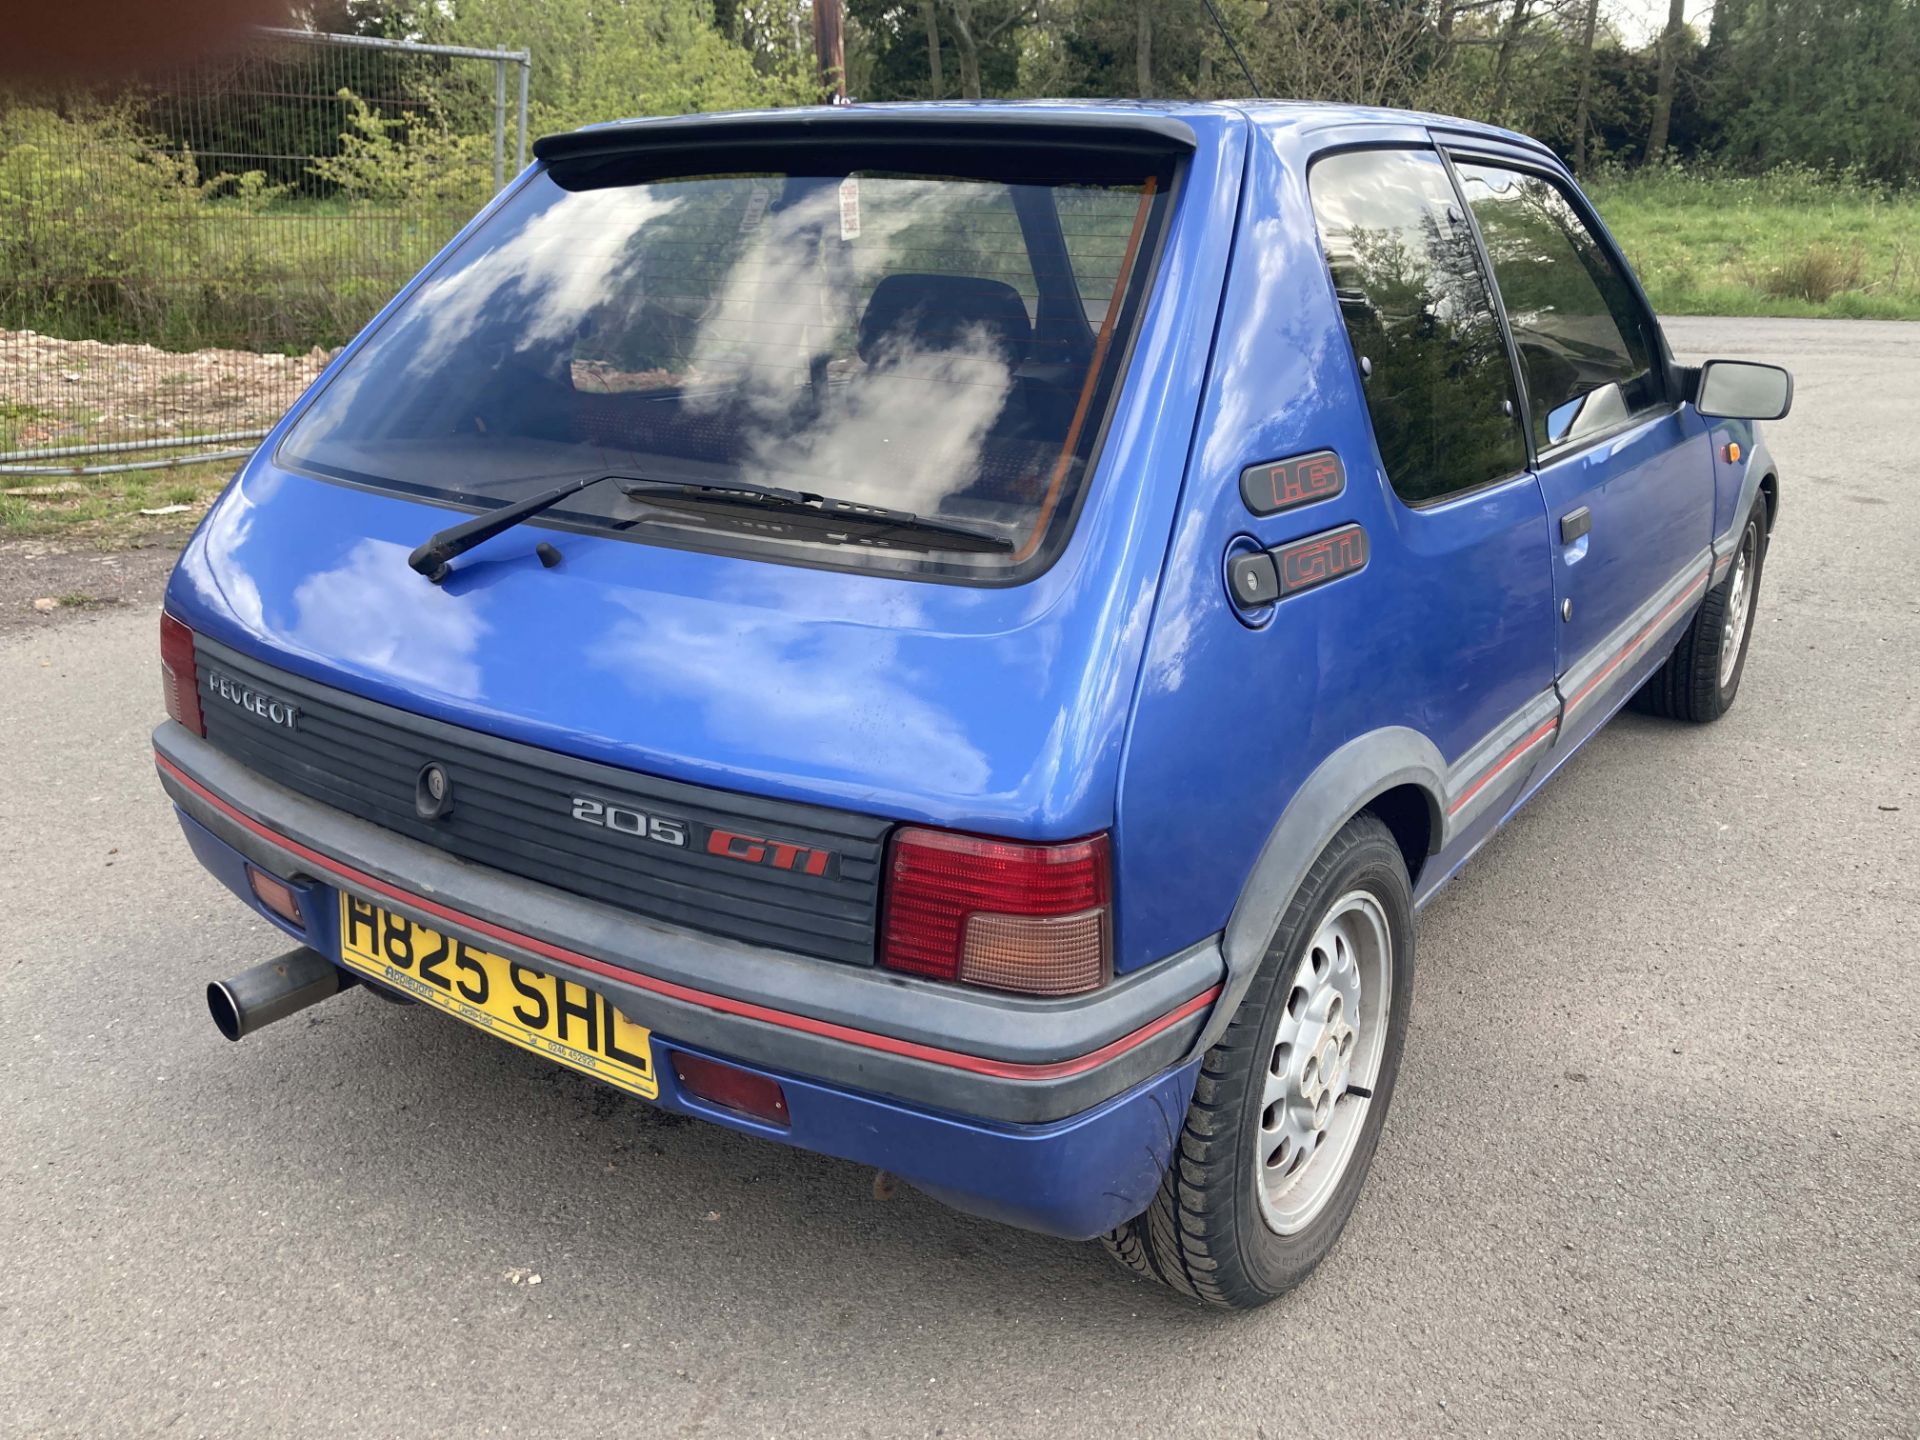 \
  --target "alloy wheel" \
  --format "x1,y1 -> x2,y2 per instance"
1719,526 -> 1757,688
1255,890 -> 1392,1235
